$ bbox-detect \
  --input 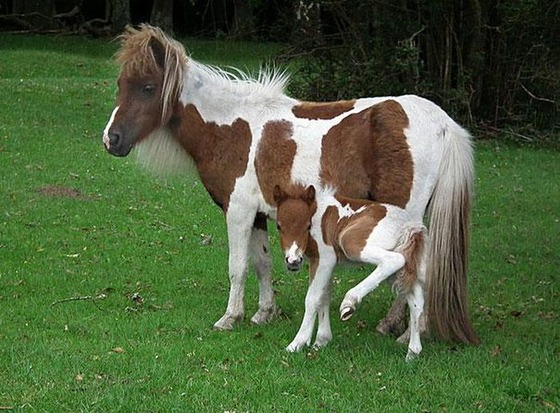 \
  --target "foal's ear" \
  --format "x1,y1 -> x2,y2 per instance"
149,37 -> 166,69
273,185 -> 286,205
303,185 -> 316,204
